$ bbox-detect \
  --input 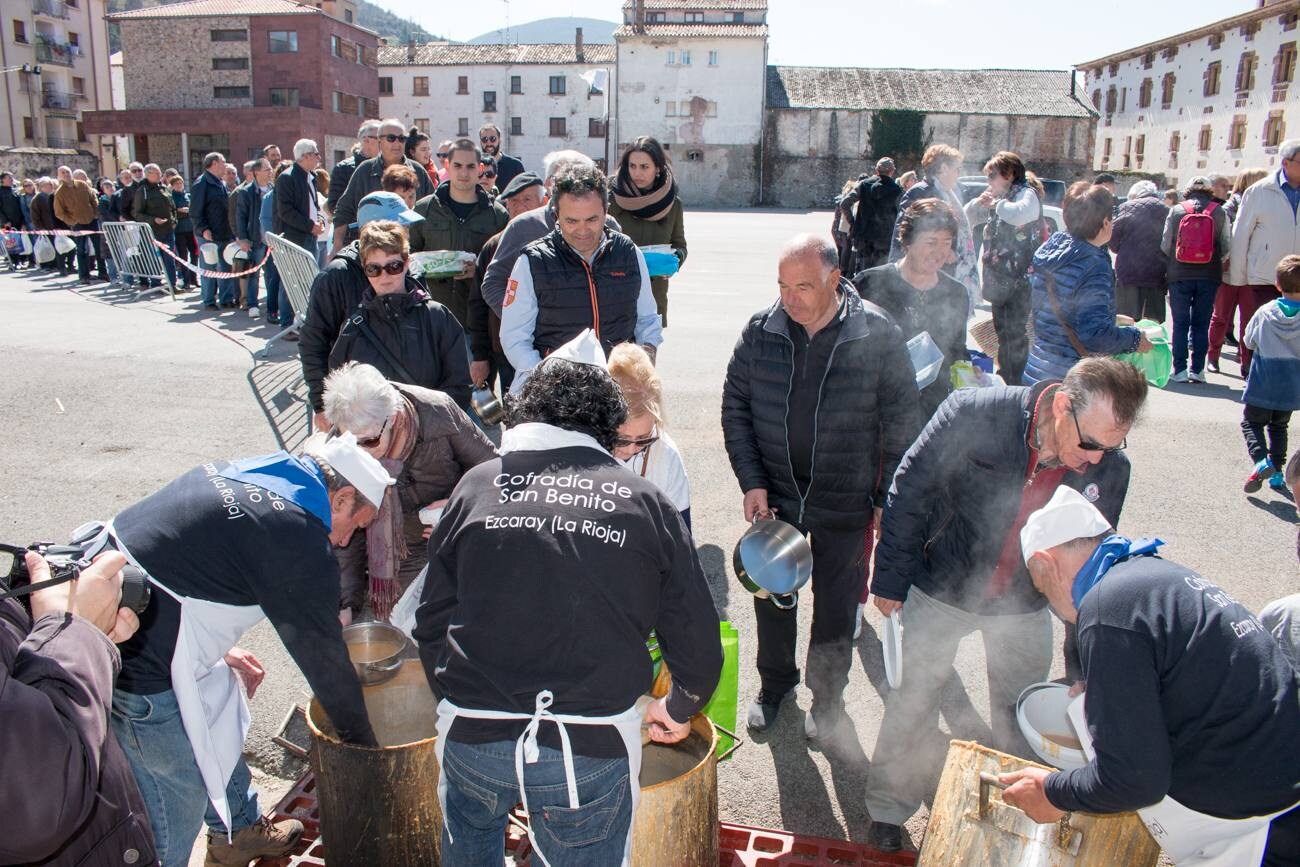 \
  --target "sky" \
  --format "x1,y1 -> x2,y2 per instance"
373,0 -> 1254,69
